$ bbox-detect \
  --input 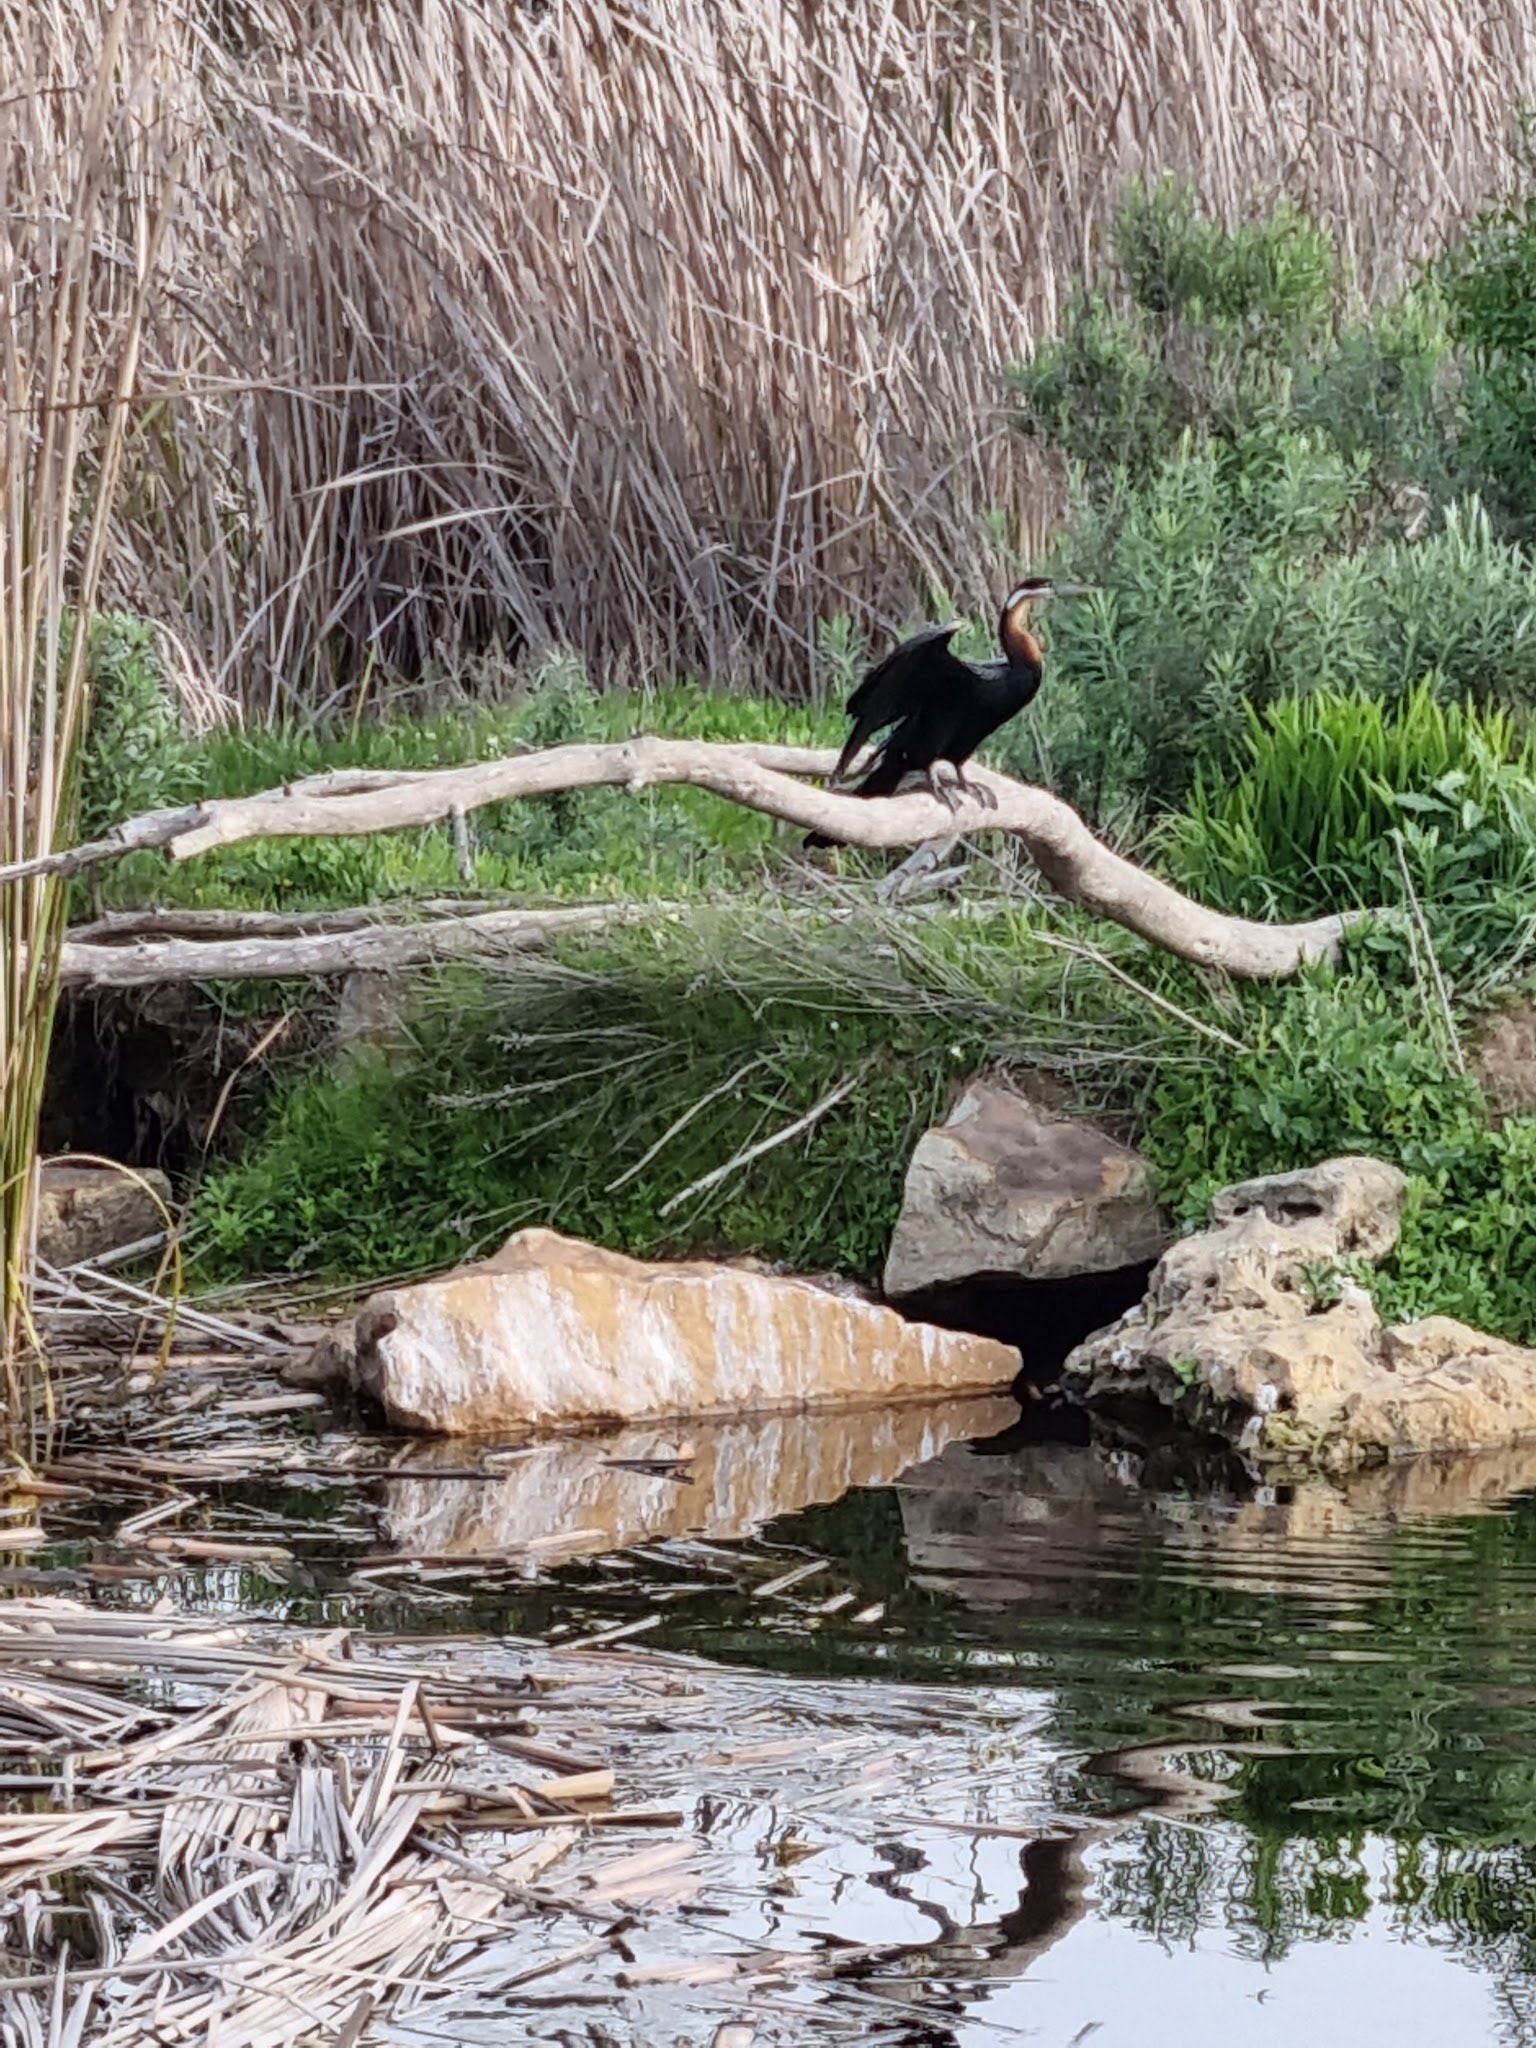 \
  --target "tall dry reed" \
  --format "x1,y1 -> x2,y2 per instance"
0,2 -> 173,1438
72,0 -> 1536,715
